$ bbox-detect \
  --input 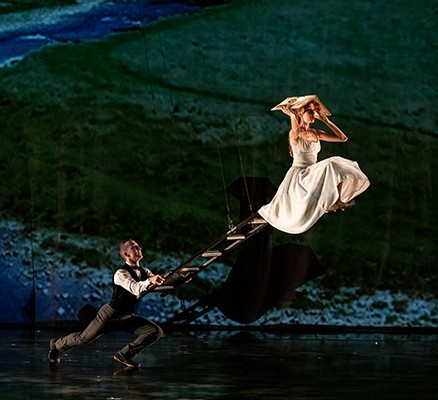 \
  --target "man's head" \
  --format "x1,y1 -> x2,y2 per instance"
119,239 -> 143,265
